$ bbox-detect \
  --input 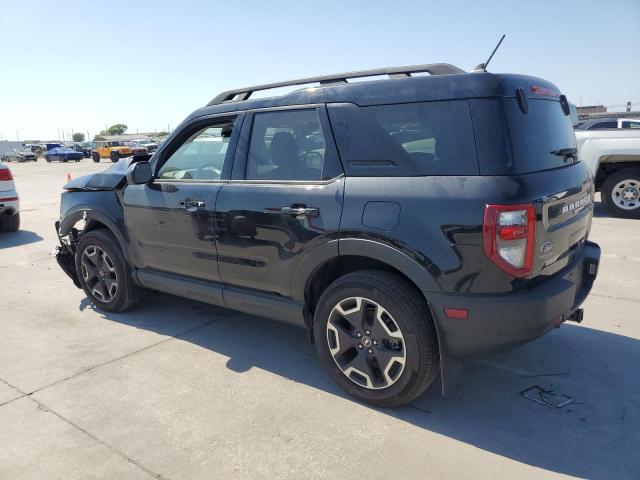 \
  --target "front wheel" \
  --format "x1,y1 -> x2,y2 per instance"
92,152 -> 100,162
109,151 -> 119,163
45,156 -> 51,162
602,168 -> 640,219
313,270 -> 439,407
75,229 -> 142,312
